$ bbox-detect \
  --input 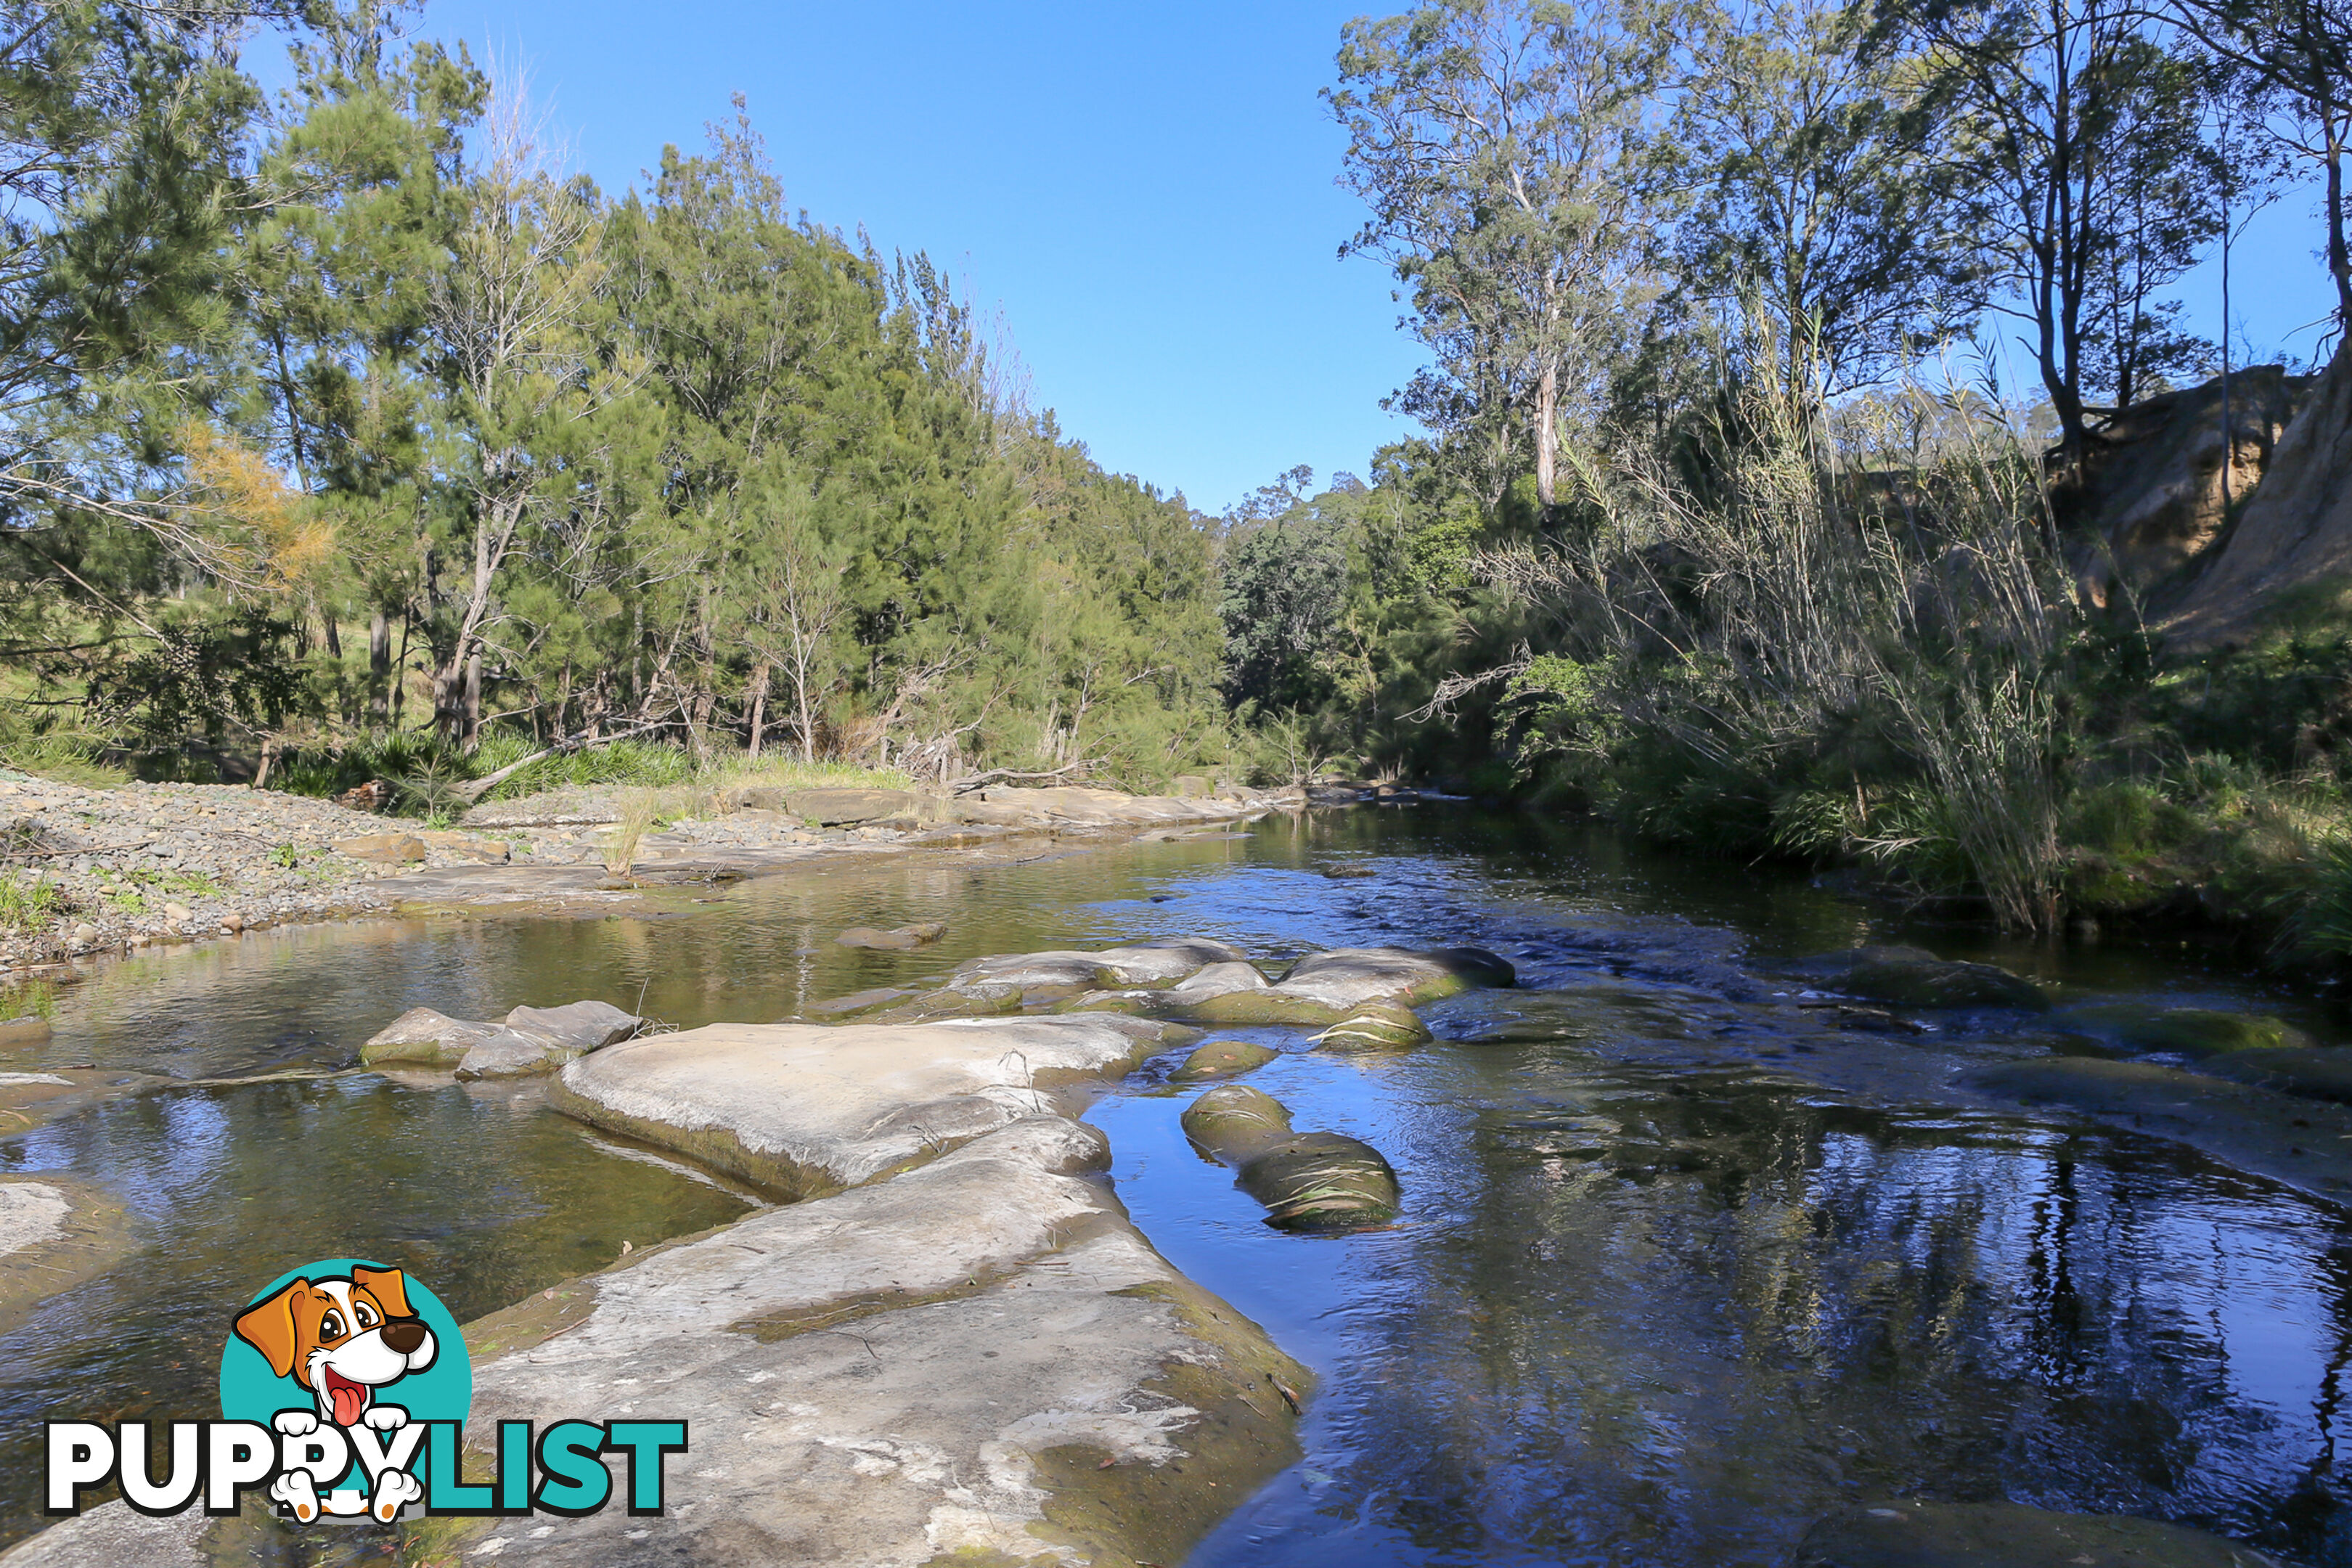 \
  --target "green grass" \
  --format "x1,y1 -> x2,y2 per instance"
0,874 -> 68,931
